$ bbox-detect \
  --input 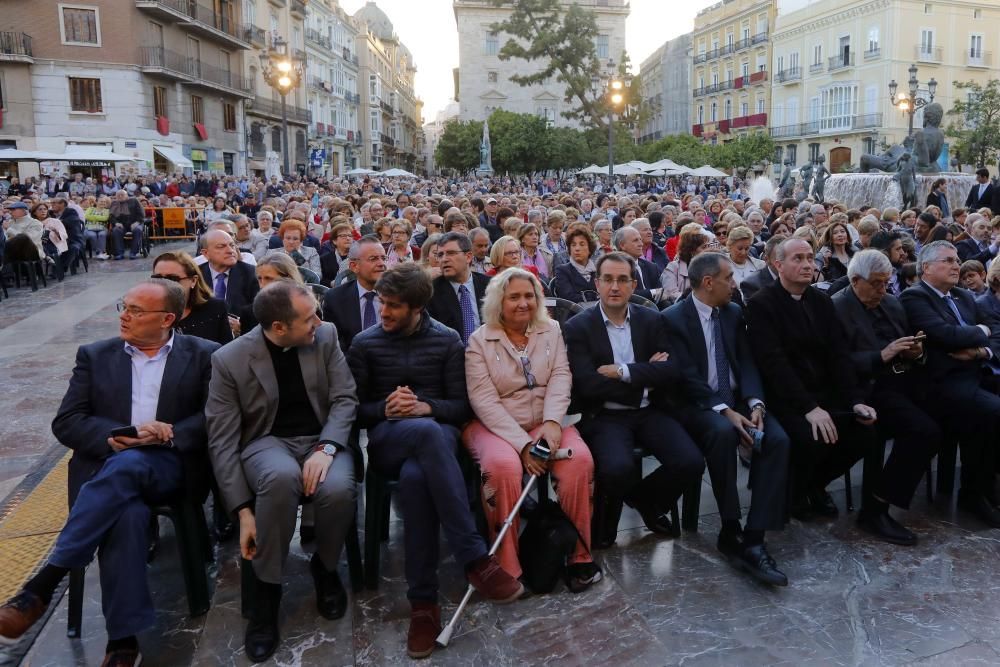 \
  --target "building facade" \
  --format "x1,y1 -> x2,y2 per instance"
770,0 -> 1000,174
453,0 -> 629,128
0,0 -> 253,179
304,0 -> 361,177
423,100 -> 460,174
690,0 -> 776,144
637,32 -> 693,144
352,1 -> 423,173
